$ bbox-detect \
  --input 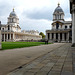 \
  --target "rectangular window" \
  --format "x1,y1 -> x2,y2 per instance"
56,23 -> 59,29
